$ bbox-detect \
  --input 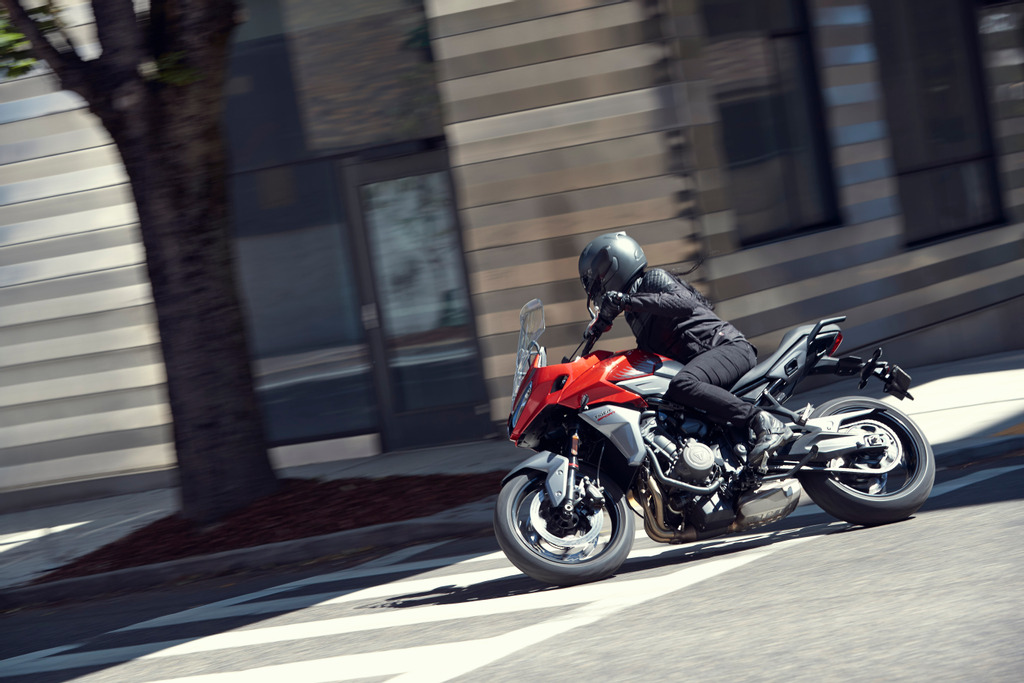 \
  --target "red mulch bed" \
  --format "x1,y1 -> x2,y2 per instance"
35,473 -> 505,584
